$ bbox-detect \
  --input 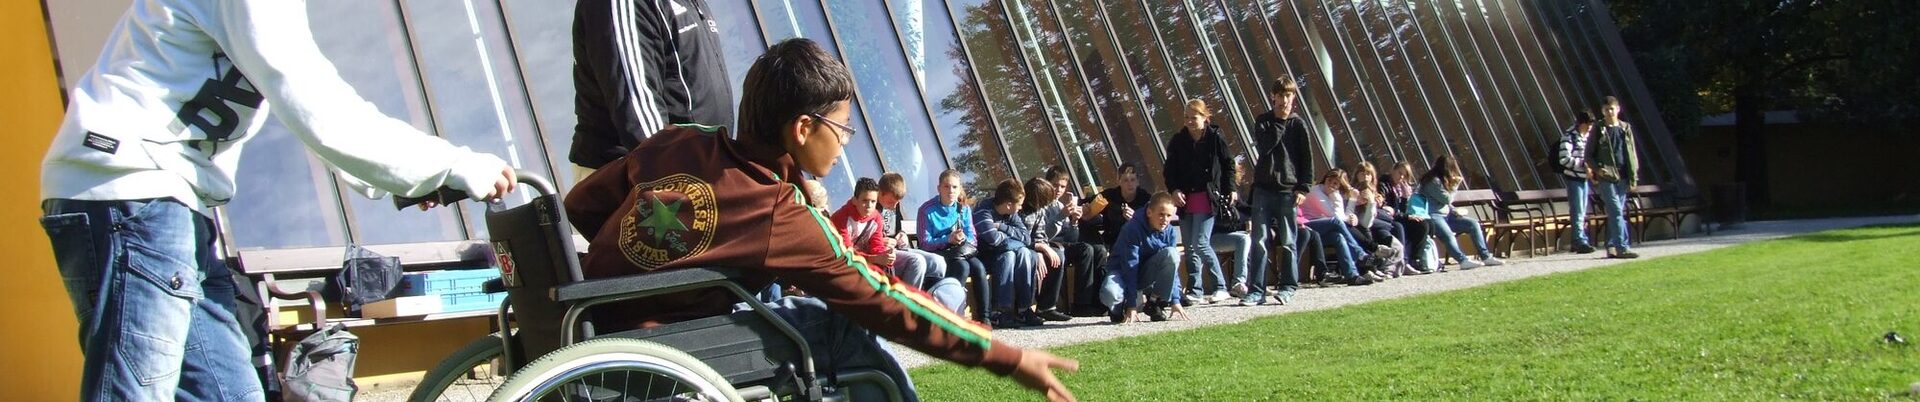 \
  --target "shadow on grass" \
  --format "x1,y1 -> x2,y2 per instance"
1785,223 -> 1920,243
